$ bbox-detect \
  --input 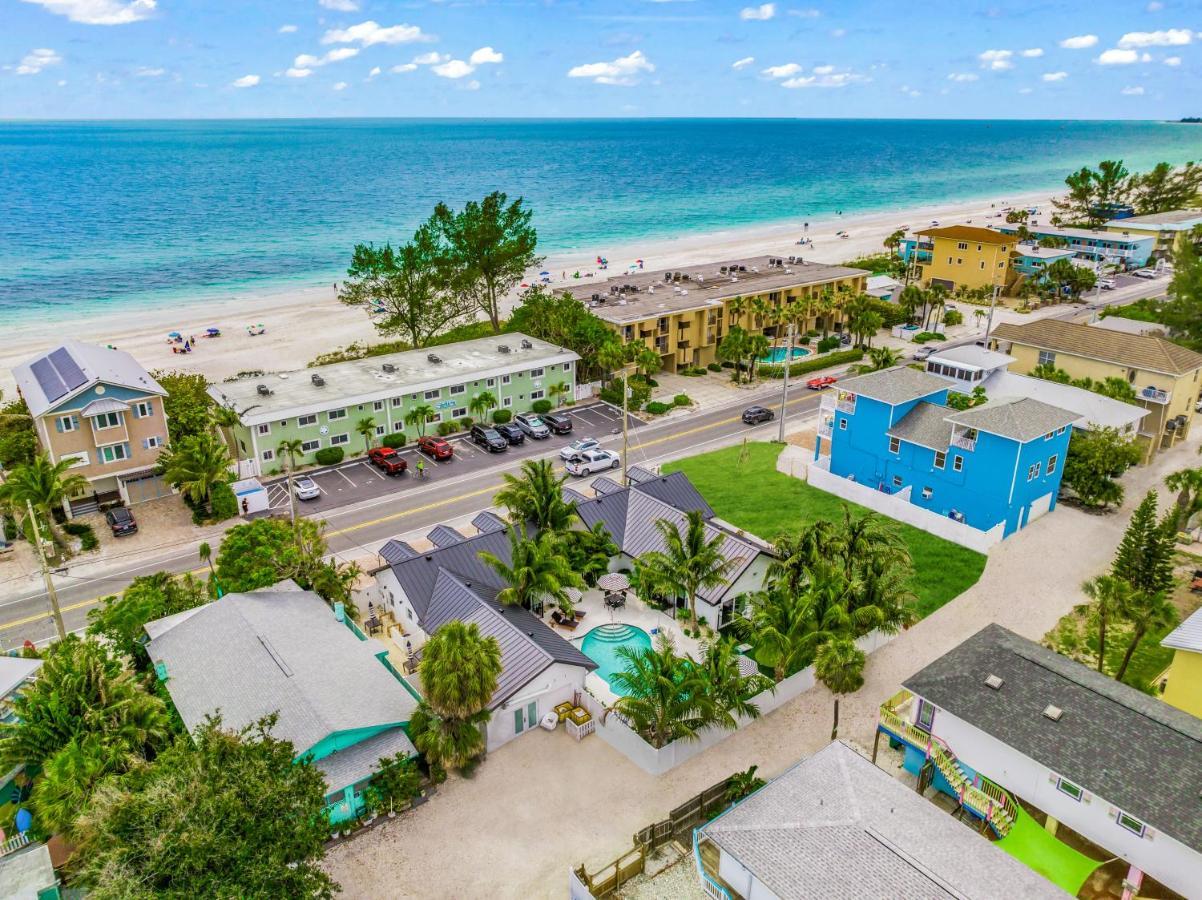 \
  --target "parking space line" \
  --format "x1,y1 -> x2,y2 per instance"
333,468 -> 357,488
